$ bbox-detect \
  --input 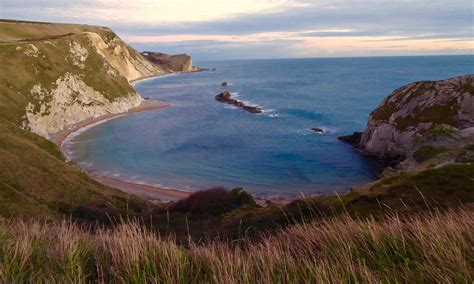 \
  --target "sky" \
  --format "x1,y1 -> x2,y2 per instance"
1,0 -> 473,60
